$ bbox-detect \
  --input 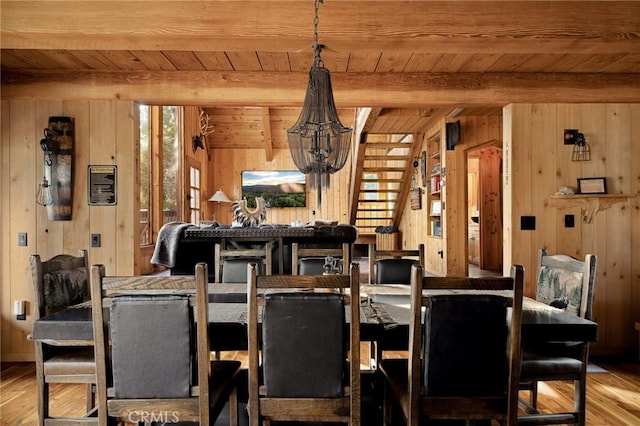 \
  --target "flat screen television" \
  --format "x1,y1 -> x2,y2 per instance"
241,170 -> 306,208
